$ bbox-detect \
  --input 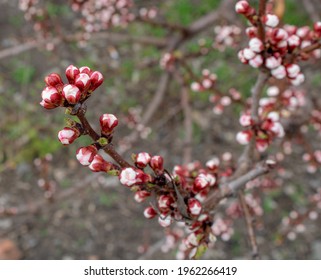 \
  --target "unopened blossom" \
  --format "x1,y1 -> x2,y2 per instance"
62,84 -> 81,104
89,154 -> 114,172
249,54 -> 263,68
135,152 -> 151,168
143,206 -> 157,219
158,215 -> 172,227
249,38 -> 264,53
262,14 -> 279,28
188,198 -> 202,216
193,173 -> 210,192
271,65 -> 286,79
89,71 -> 104,91
235,0 -> 254,16
65,65 -> 80,84
286,64 -> 300,78
119,167 -> 140,187
75,73 -> 91,91
58,127 -> 80,145
236,130 -> 252,145
76,145 -> 98,166
206,157 -> 220,170
44,73 -> 64,87
265,56 -> 281,69
100,113 -> 118,134
134,190 -> 151,203
41,86 -> 63,107
150,155 -> 164,173
239,113 -> 252,127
